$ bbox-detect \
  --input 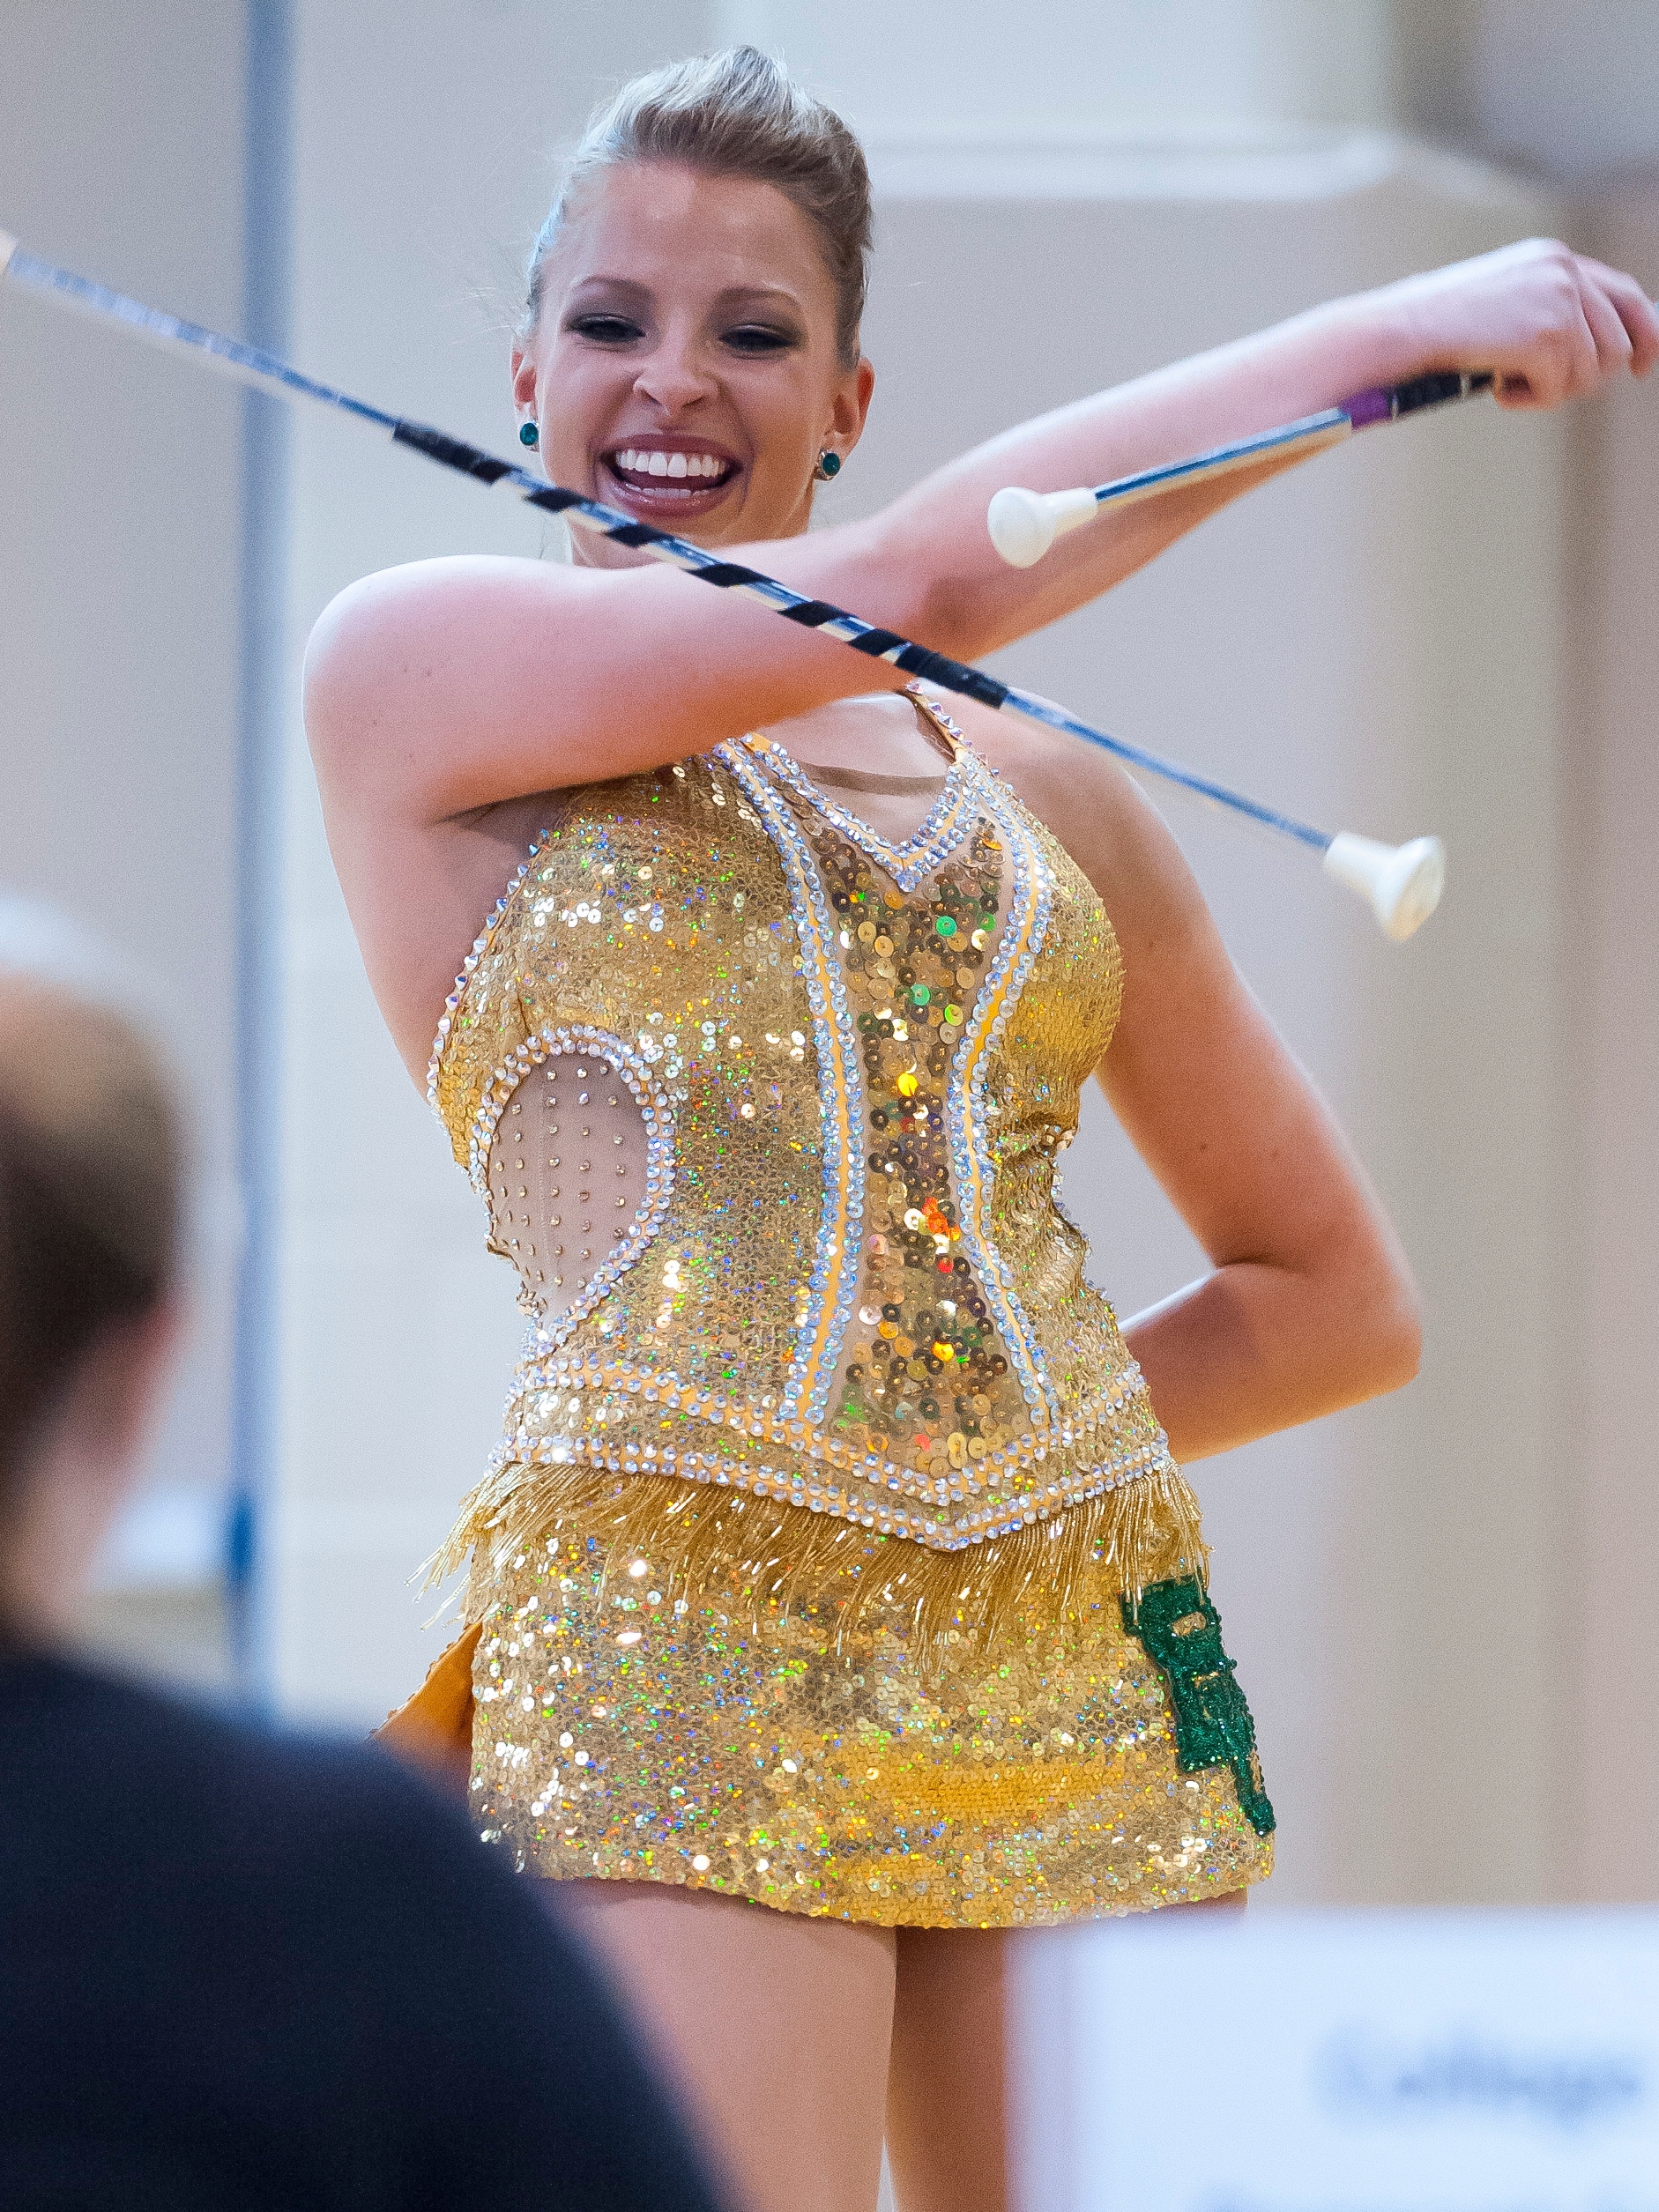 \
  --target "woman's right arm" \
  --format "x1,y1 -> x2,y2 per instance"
306,239 -> 1655,827
302,531 -> 923,825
